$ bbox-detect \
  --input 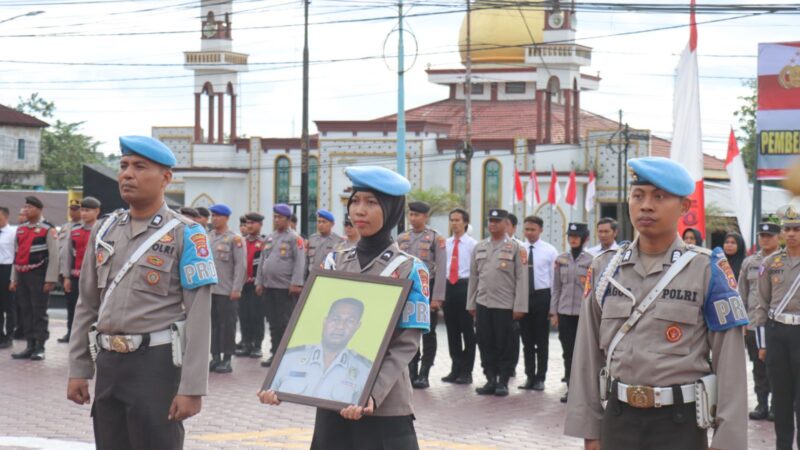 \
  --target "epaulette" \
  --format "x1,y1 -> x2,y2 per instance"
285,345 -> 309,353
686,244 -> 712,256
352,352 -> 371,366
41,220 -> 55,229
